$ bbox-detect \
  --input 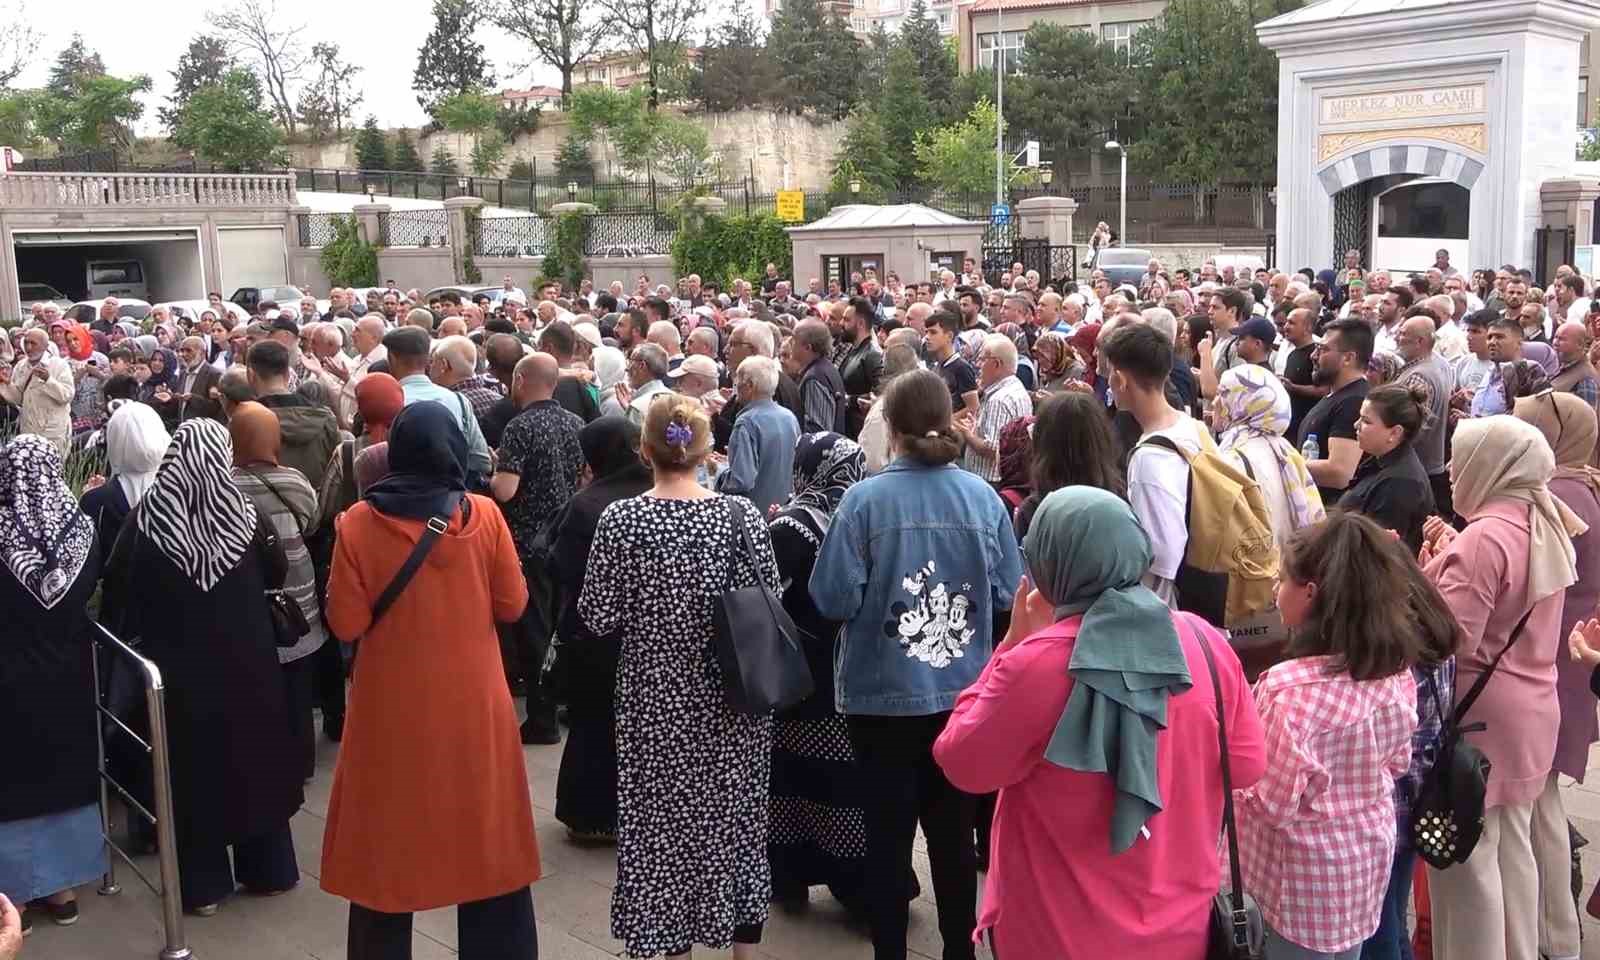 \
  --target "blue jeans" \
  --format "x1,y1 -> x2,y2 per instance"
1266,924 -> 1362,960
1360,845 -> 1416,960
